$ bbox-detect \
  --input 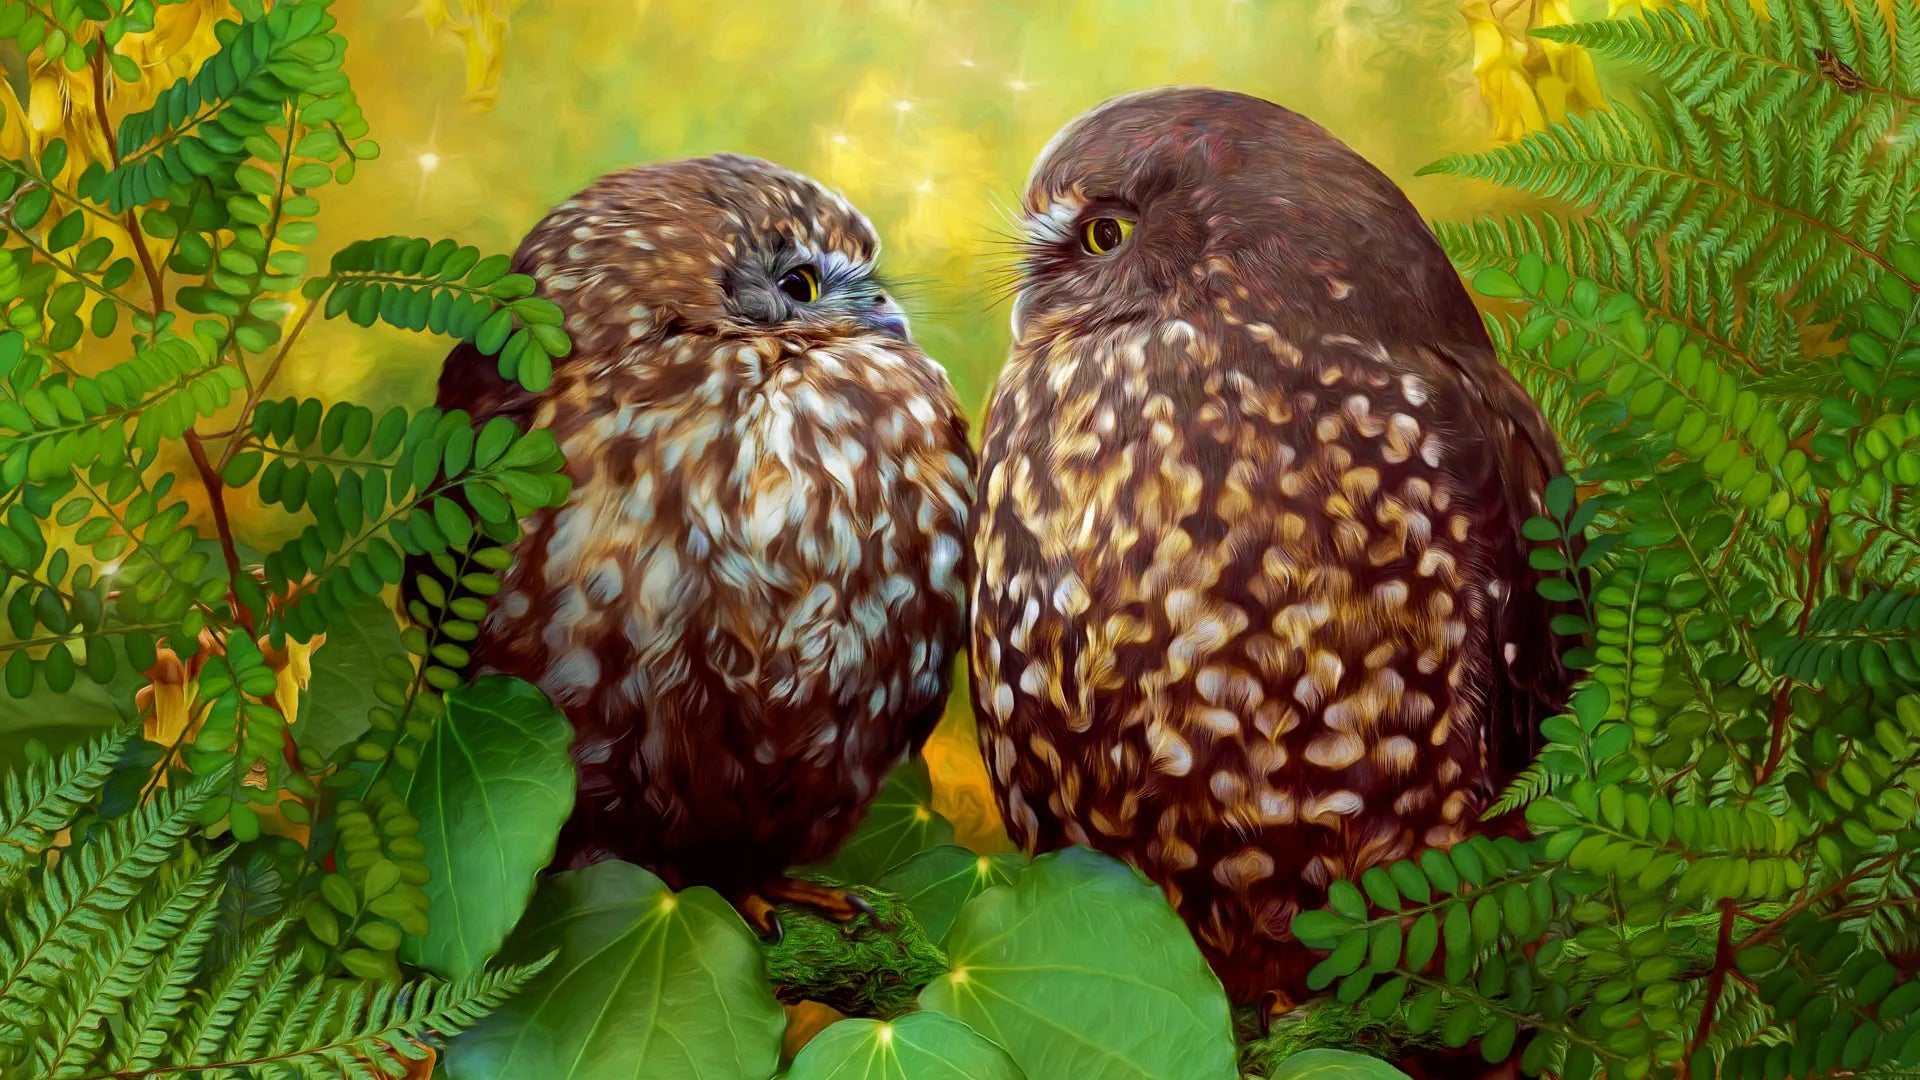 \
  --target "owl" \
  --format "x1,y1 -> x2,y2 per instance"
436,154 -> 975,935
971,88 -> 1574,1010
